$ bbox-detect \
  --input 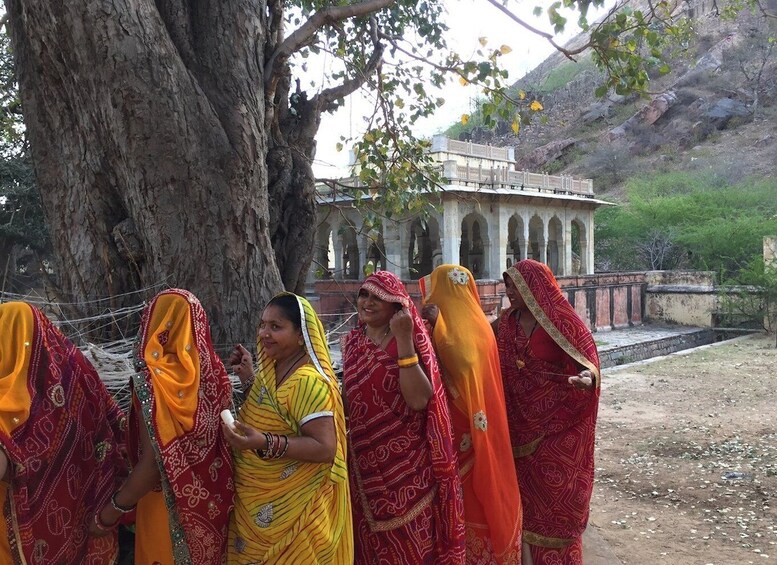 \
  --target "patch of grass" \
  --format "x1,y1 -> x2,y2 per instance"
535,58 -> 596,94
